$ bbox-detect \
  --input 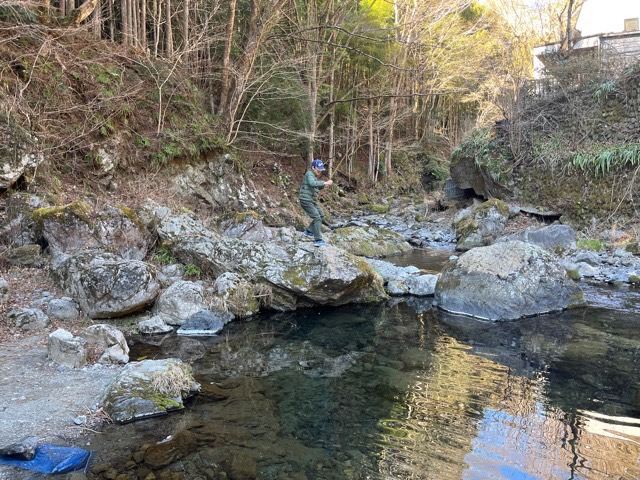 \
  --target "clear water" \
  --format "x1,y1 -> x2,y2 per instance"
83,277 -> 640,480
